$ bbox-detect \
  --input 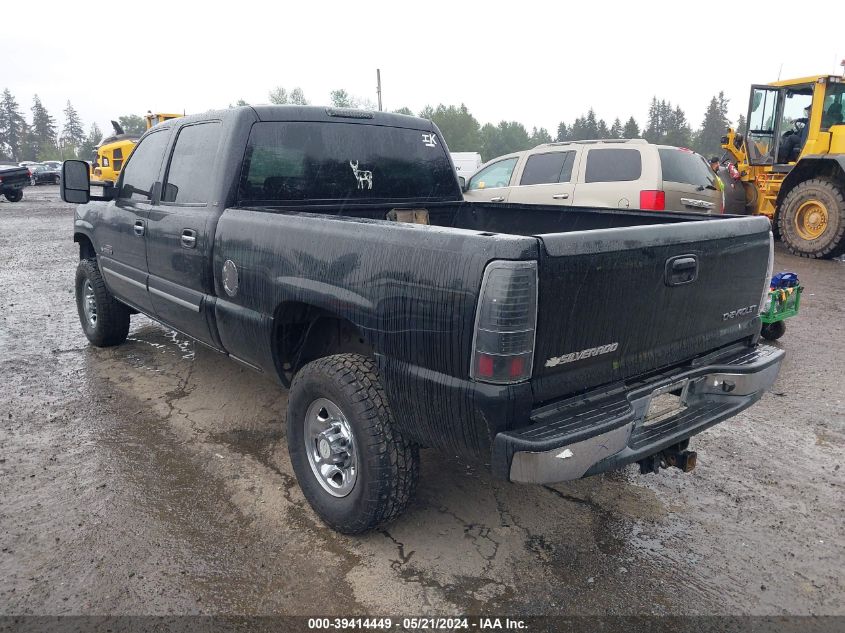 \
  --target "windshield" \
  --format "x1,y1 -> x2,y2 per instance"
238,121 -> 459,204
